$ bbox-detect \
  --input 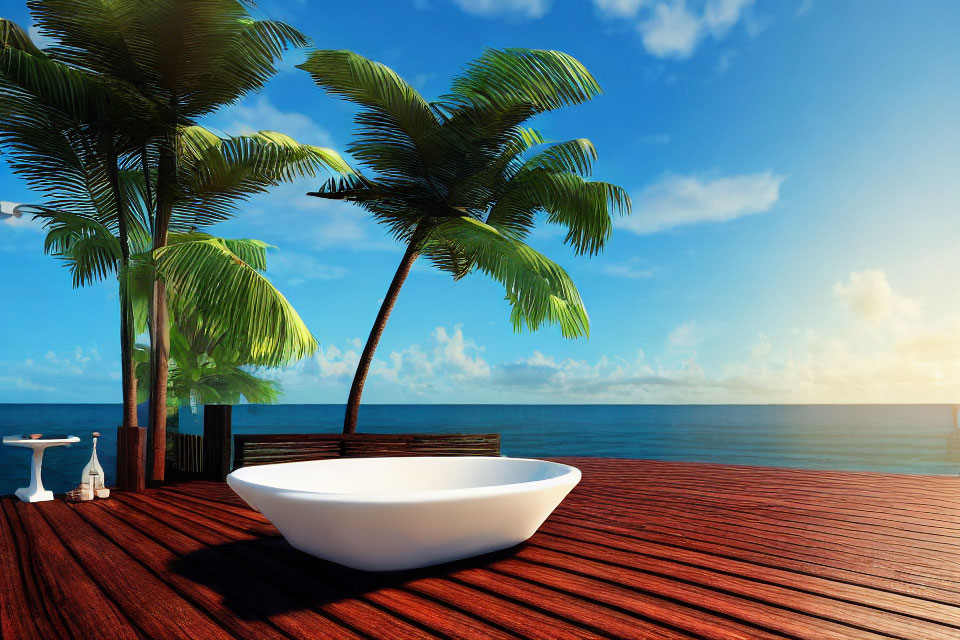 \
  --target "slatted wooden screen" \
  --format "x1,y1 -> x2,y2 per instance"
233,433 -> 501,469
171,433 -> 204,474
